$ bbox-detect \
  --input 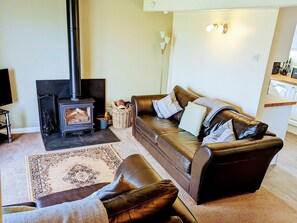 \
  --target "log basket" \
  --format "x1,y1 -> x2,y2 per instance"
112,105 -> 133,129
